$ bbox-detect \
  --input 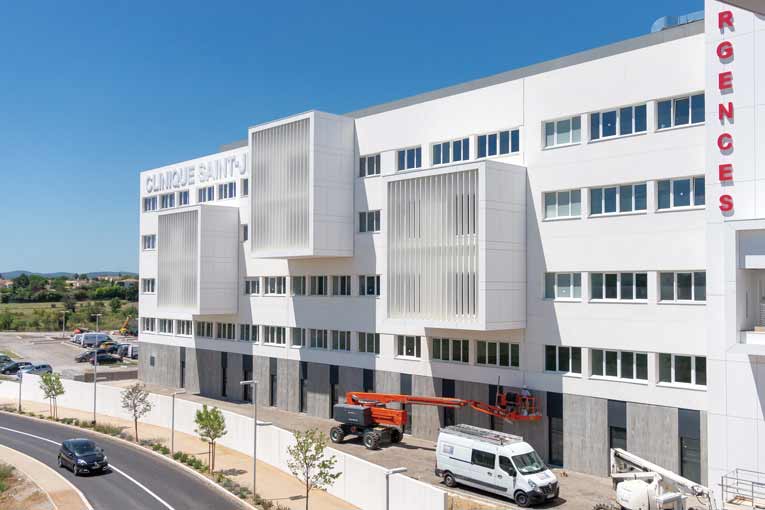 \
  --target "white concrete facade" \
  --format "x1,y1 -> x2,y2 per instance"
137,0 -> 763,491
